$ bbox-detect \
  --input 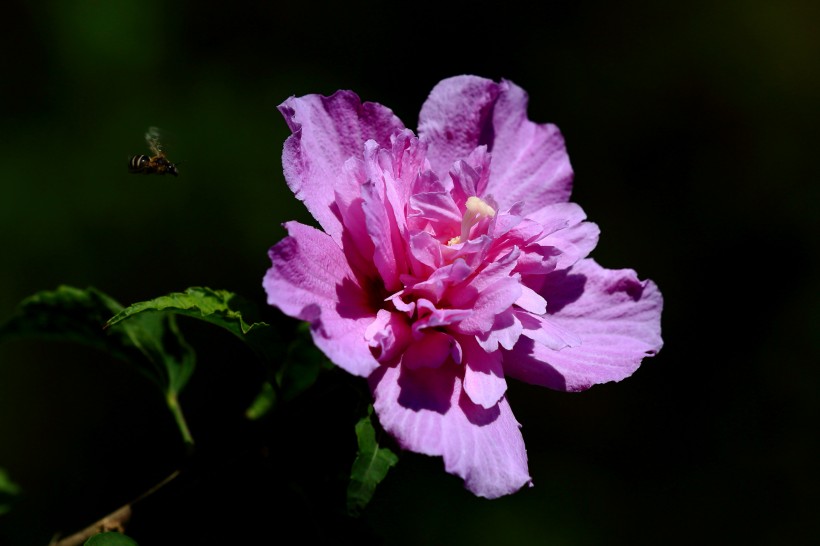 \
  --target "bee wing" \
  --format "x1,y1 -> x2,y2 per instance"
145,126 -> 165,157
